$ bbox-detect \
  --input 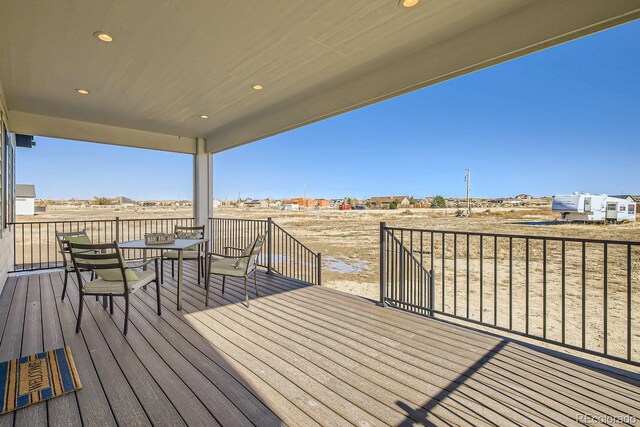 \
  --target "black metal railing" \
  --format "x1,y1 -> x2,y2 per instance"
380,222 -> 640,366
380,223 -> 434,316
209,217 -> 321,285
12,216 -> 321,285
11,217 -> 194,271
